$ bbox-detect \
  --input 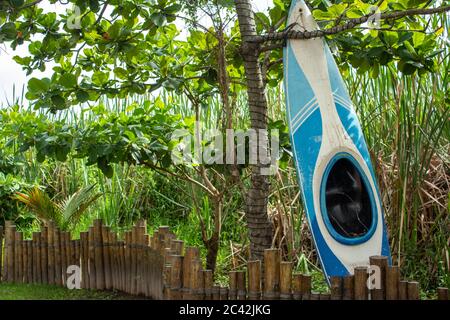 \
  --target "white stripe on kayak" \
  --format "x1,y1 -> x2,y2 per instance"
291,103 -> 320,134
291,100 -> 319,131
290,95 -> 317,125
333,94 -> 354,111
